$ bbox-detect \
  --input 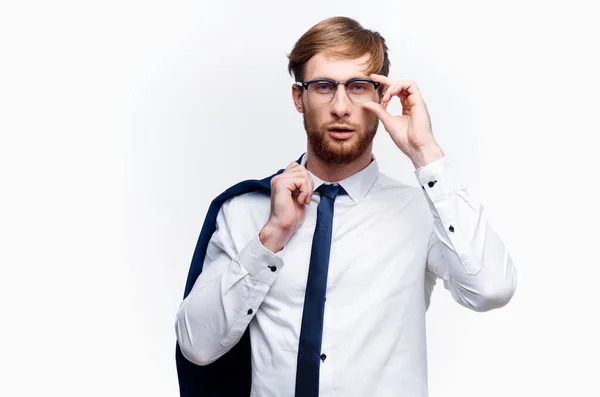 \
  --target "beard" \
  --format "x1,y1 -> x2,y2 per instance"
303,110 -> 379,165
